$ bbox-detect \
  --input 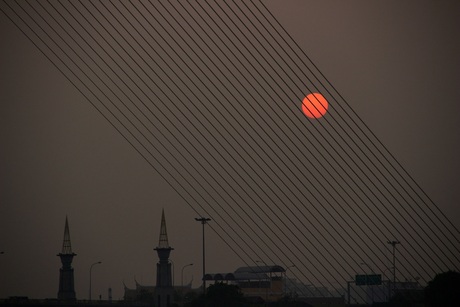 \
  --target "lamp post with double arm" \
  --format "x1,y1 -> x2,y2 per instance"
195,217 -> 211,295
